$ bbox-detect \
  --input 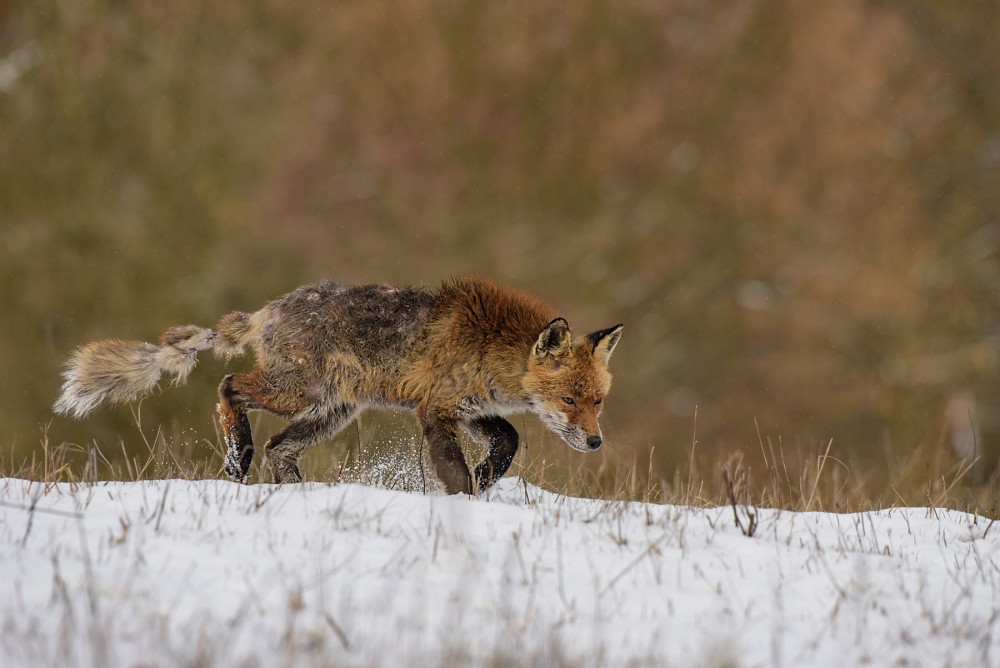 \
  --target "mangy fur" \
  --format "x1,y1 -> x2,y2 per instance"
55,275 -> 623,494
